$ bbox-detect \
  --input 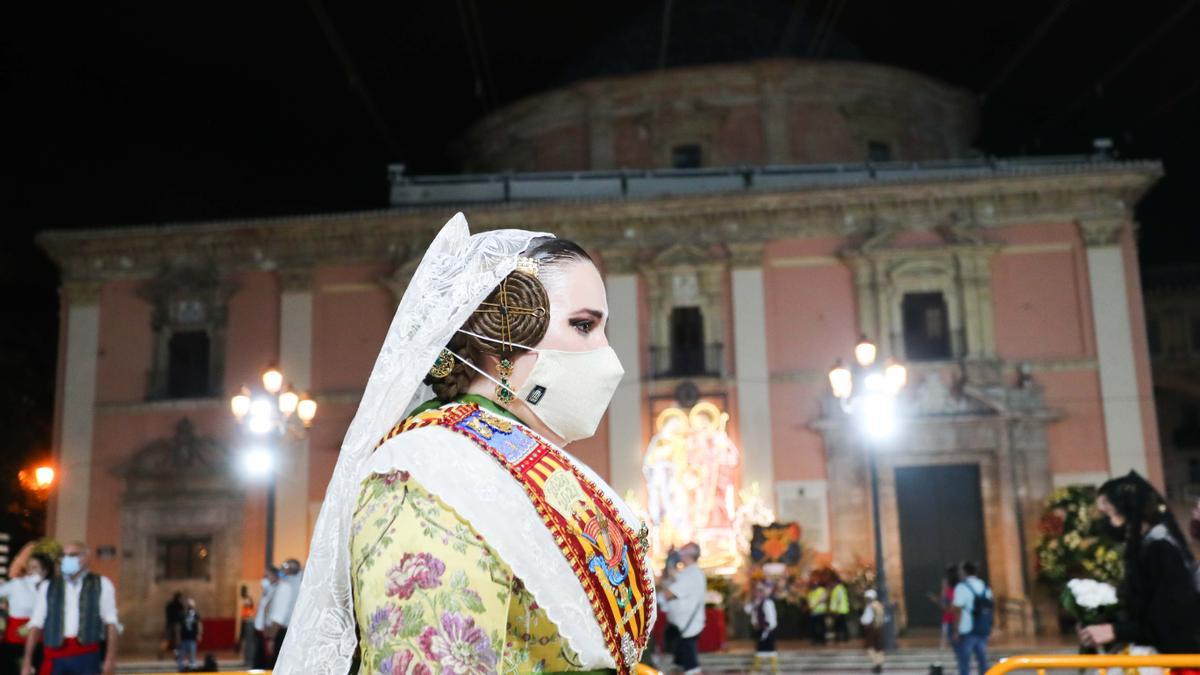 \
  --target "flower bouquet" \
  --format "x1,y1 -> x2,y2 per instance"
1062,578 -> 1121,660
1062,578 -> 1119,625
